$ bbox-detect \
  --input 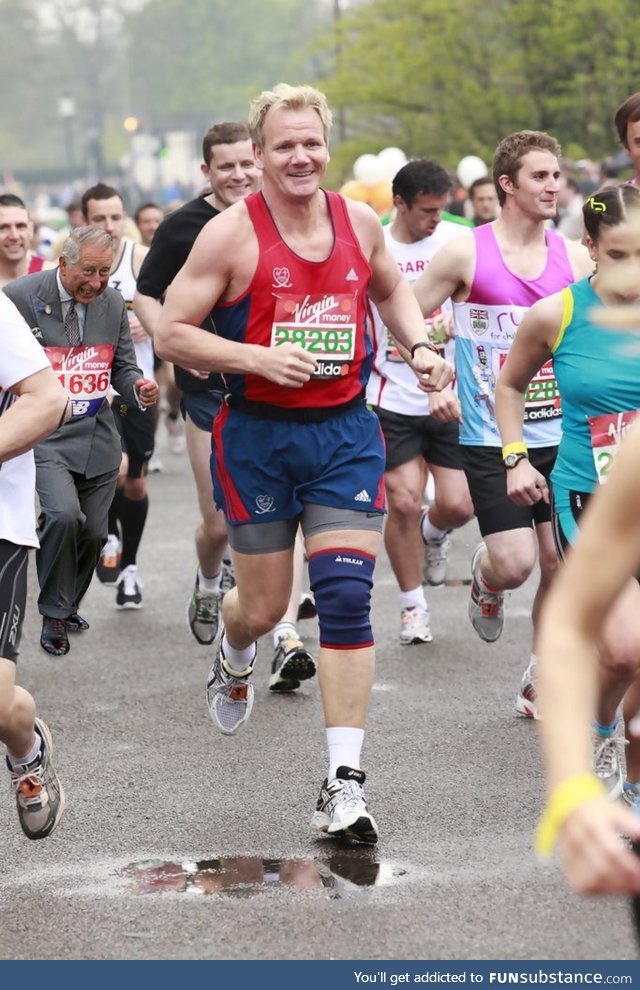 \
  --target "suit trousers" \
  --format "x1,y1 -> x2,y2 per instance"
35,462 -> 119,617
